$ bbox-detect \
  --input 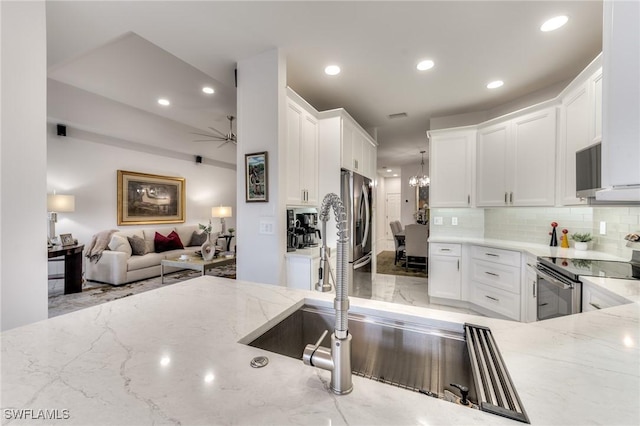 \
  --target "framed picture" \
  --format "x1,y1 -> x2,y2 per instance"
245,151 -> 268,202
60,233 -> 74,246
117,170 -> 186,225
